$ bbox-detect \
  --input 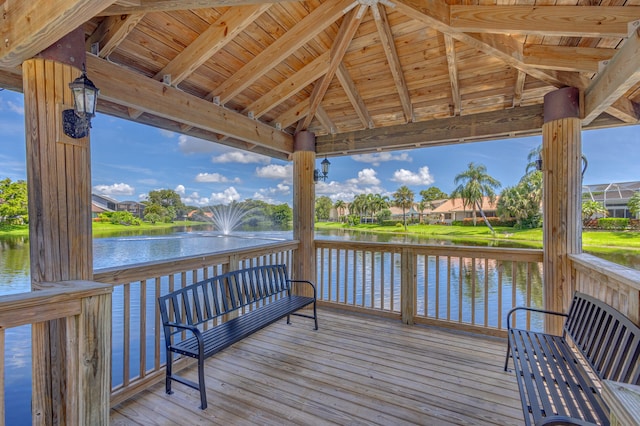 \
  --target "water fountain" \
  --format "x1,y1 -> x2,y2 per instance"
208,202 -> 254,235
